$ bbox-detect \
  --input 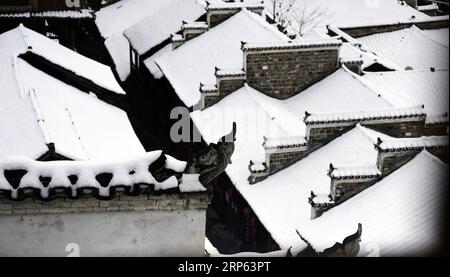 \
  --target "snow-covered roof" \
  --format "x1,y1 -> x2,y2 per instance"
329,166 -> 381,179
0,26 -> 145,161
377,136 -> 449,152
263,0 -> 431,35
422,28 -> 449,47
362,69 -> 449,118
95,0 -> 206,81
0,151 -> 206,200
6,25 -> 124,95
220,124 -> 392,250
304,105 -> 426,125
153,9 -> 289,107
123,0 -> 206,55
299,151 -> 448,256
357,25 -> 449,70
